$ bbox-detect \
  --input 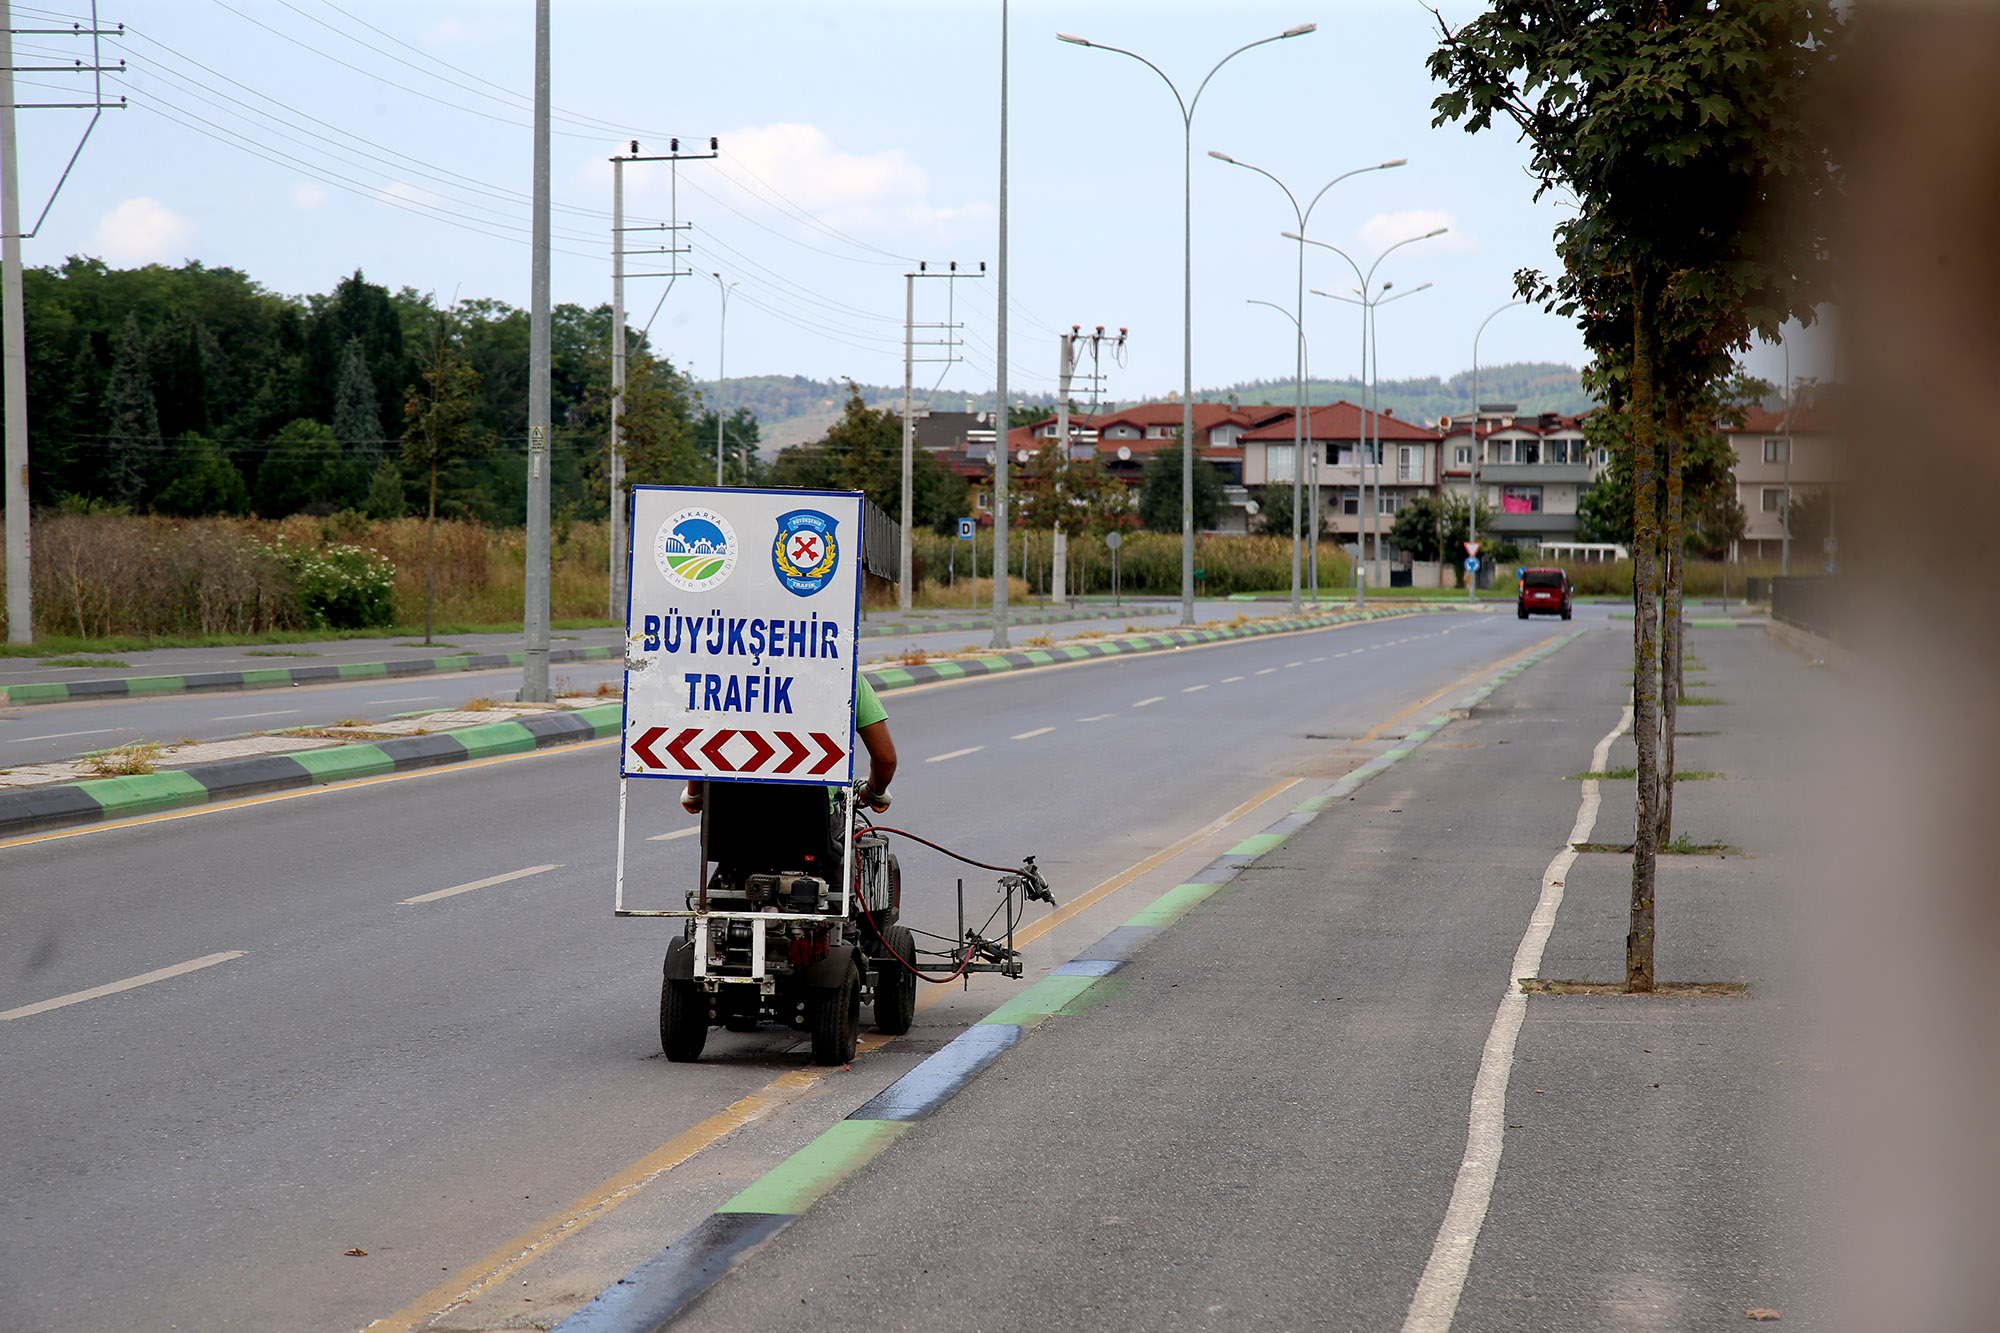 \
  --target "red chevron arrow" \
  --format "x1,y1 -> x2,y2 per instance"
771,731 -> 812,774
699,729 -> 741,772
631,726 -> 670,769
807,731 -> 846,776
736,730 -> 777,773
664,727 -> 702,769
